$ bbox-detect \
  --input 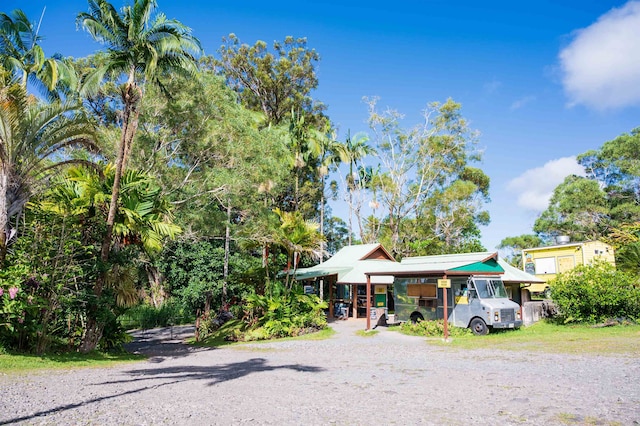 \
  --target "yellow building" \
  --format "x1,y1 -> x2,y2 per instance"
521,240 -> 615,293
